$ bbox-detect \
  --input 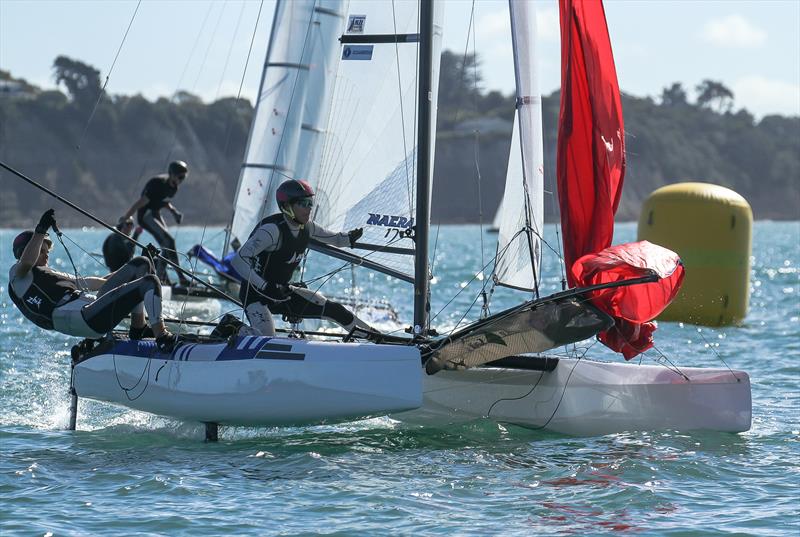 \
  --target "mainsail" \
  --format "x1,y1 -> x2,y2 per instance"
230,0 -> 347,245
312,0 -> 444,279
